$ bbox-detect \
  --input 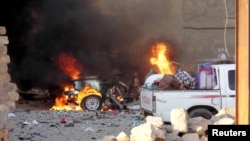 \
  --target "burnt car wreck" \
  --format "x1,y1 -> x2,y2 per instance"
62,76 -> 133,111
